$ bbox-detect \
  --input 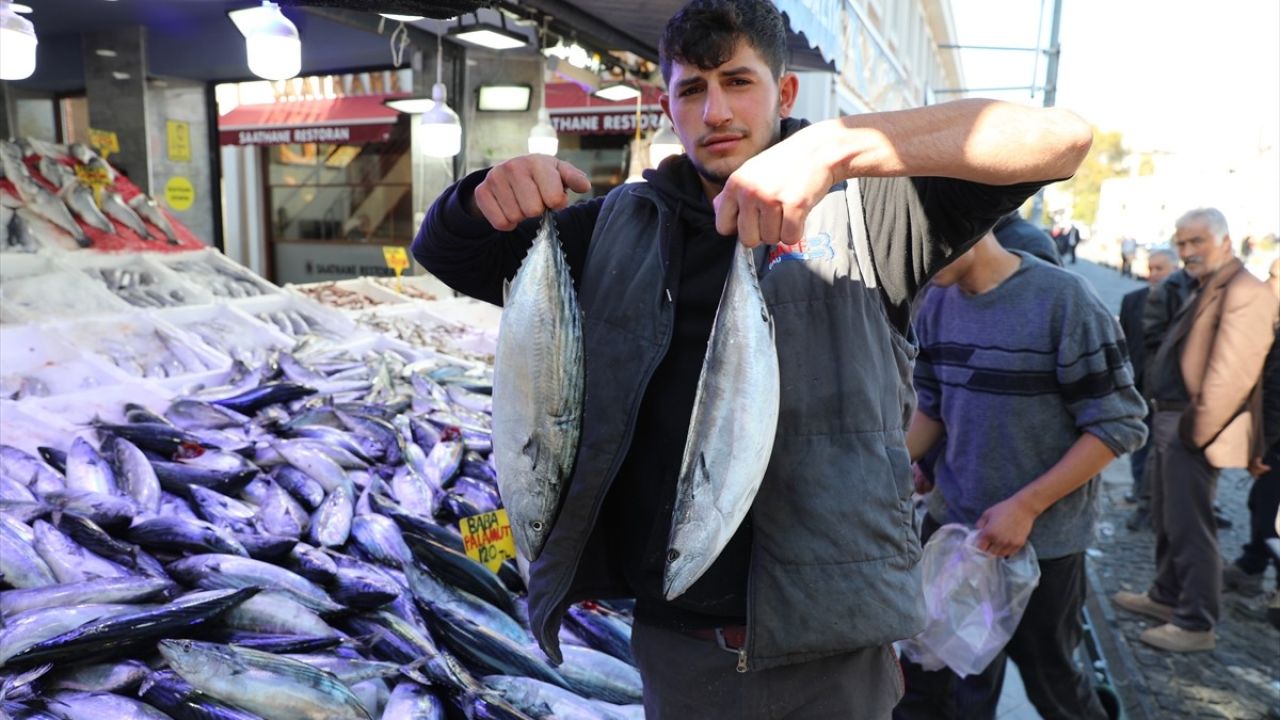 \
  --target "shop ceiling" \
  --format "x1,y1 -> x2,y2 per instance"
11,0 -> 833,94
